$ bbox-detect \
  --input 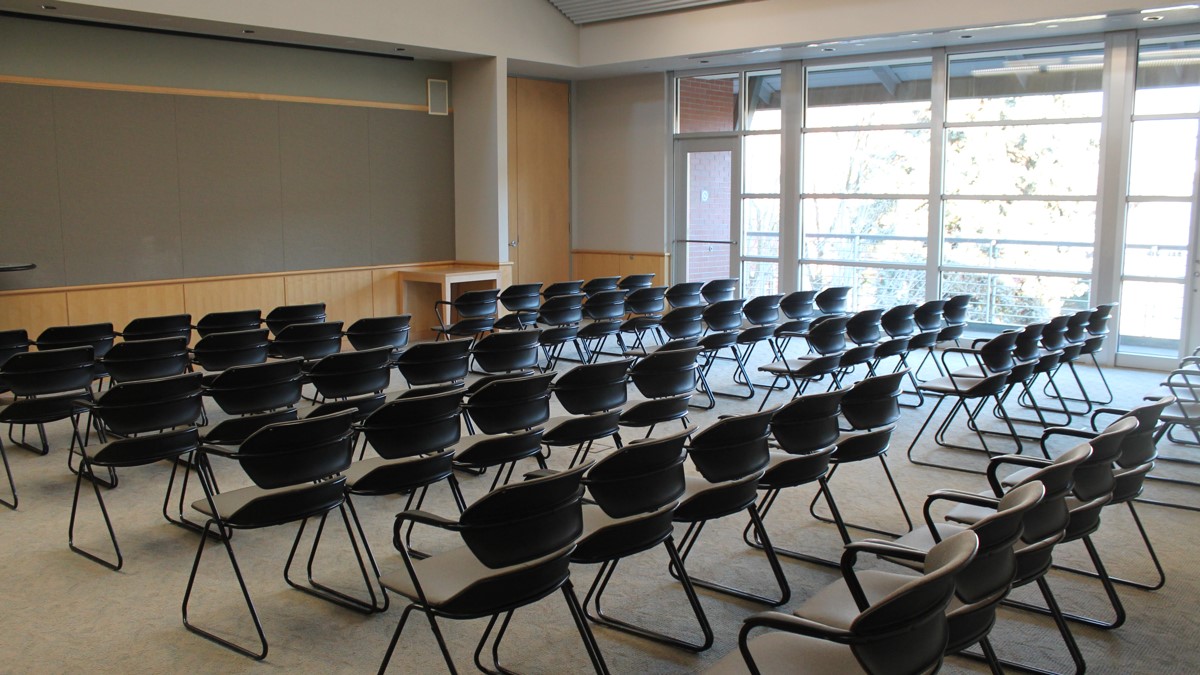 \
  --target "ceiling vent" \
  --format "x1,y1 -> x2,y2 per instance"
546,0 -> 738,25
